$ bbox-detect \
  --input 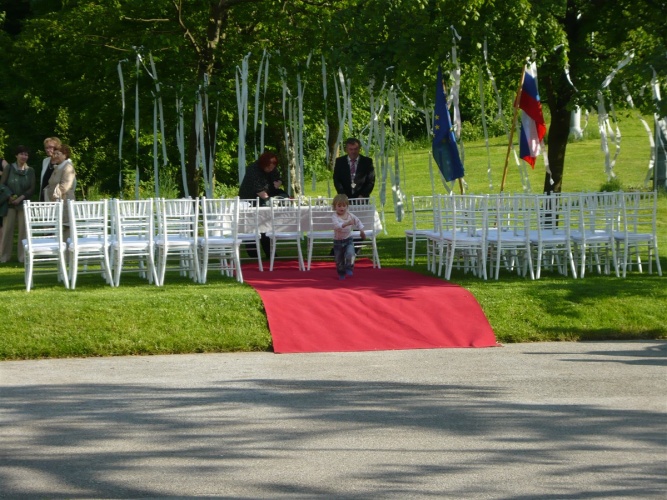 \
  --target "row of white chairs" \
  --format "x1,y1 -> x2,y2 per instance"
405,191 -> 662,281
21,196 -> 380,291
